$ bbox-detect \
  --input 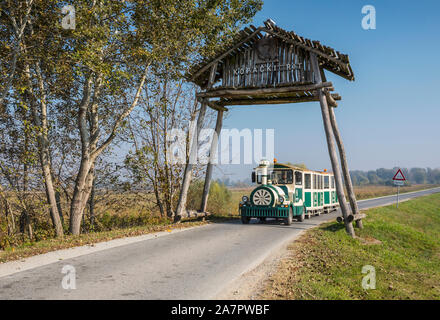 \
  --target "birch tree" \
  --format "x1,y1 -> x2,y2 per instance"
67,0 -> 262,233
0,0 -> 34,107
124,78 -> 203,218
1,0 -> 263,236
